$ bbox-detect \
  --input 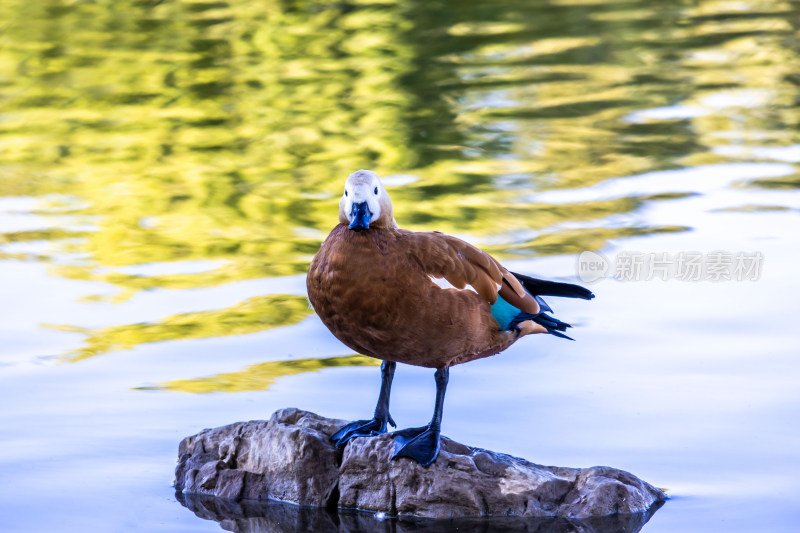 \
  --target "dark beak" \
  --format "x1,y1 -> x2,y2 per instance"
348,201 -> 371,231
